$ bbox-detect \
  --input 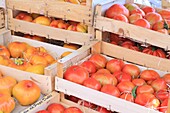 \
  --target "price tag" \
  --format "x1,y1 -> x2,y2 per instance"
0,0 -> 6,8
